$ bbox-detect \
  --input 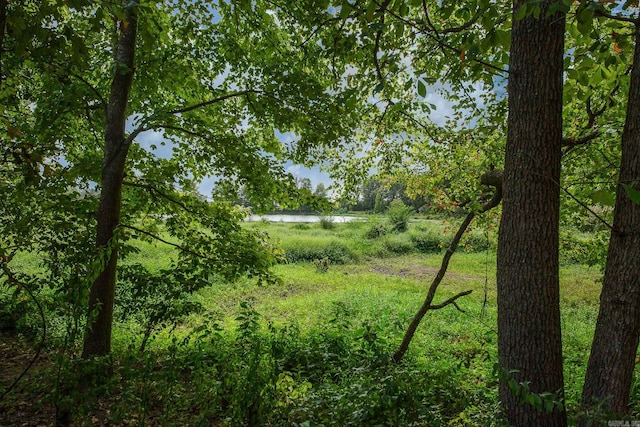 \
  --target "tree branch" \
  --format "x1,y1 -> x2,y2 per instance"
428,289 -> 473,310
562,130 -> 602,153
70,73 -> 107,110
166,89 -> 260,115
123,180 -> 201,215
593,9 -> 639,24
392,170 -> 502,363
119,224 -> 217,262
